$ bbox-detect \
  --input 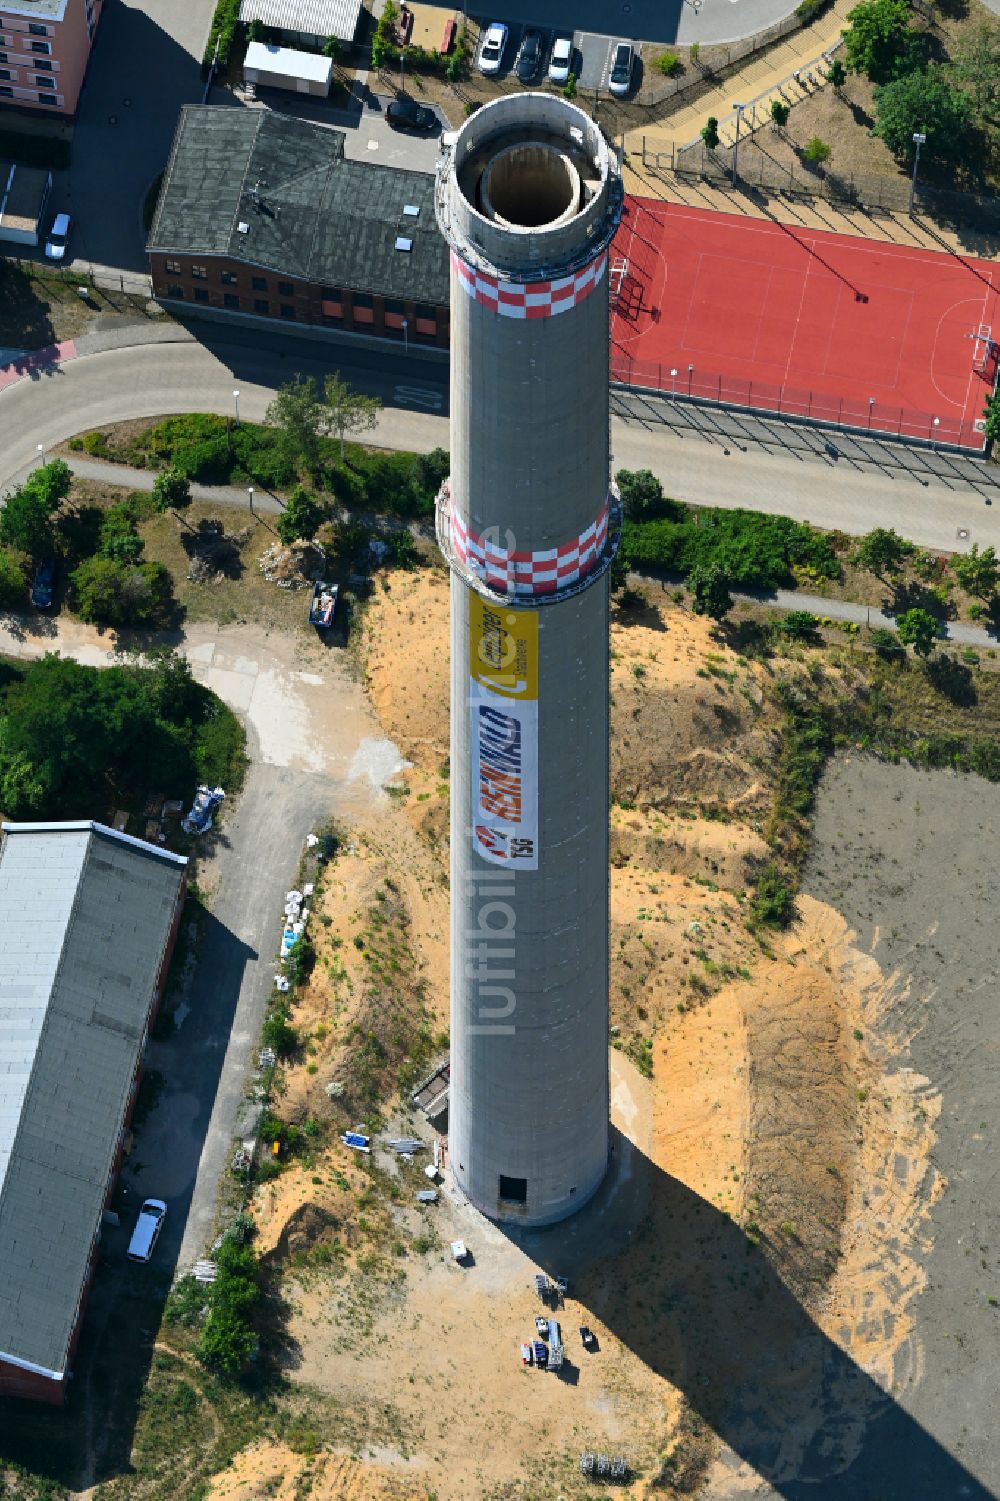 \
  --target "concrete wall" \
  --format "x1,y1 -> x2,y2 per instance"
438,94 -> 622,1227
